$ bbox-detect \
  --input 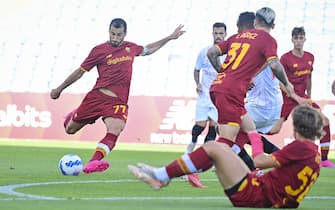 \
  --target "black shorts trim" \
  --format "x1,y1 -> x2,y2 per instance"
224,174 -> 248,196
